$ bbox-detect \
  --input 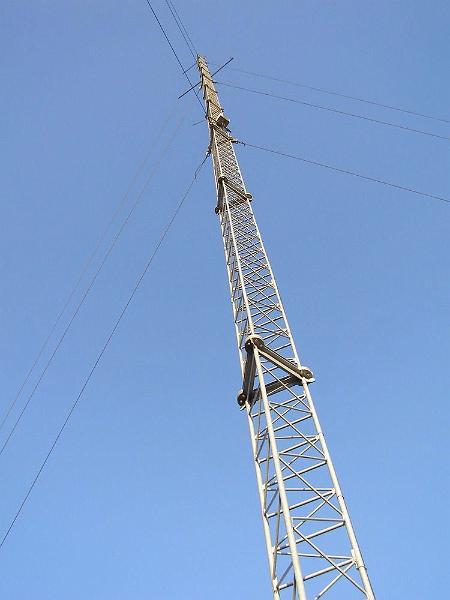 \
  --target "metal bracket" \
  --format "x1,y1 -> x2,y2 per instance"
210,121 -> 233,139
215,175 -> 253,214
237,336 -> 314,407
216,113 -> 230,128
